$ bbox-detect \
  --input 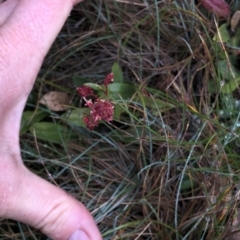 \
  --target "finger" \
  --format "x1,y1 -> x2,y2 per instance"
0,0 -> 76,107
0,0 -> 79,139
0,0 -> 18,26
1,161 -> 102,240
